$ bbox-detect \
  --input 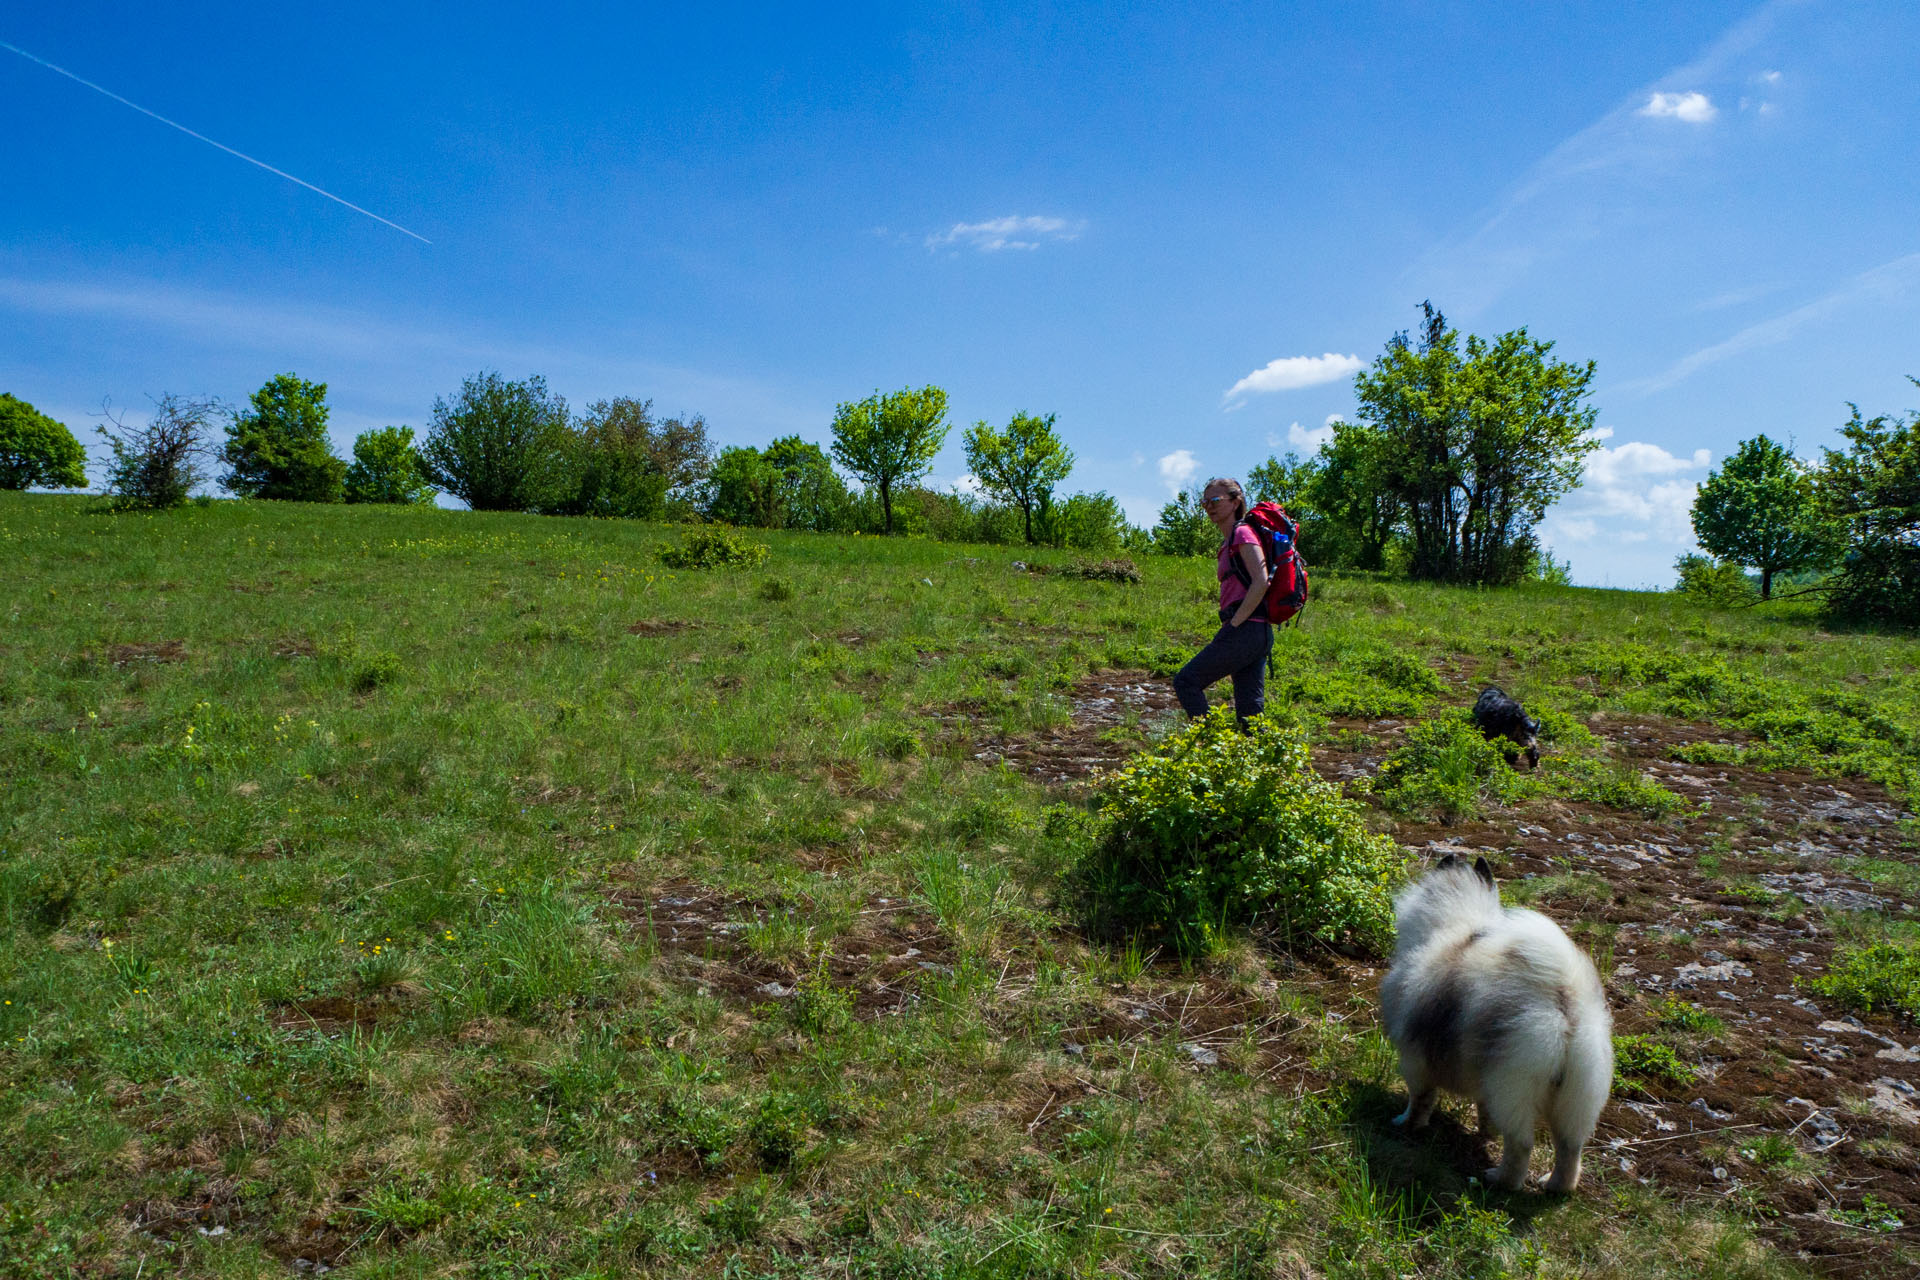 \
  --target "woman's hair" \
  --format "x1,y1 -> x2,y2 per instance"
1204,476 -> 1247,521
